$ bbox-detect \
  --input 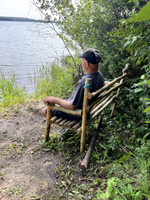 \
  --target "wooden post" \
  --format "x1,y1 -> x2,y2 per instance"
81,115 -> 102,170
45,103 -> 52,142
80,78 -> 91,153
